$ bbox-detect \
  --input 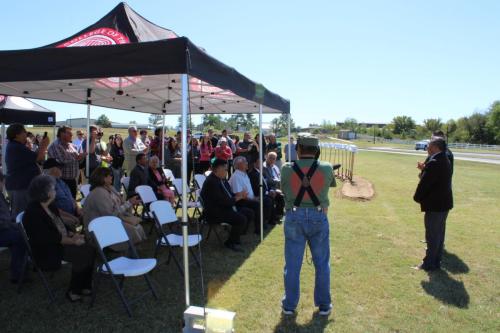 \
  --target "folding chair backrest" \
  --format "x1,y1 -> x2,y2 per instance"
121,176 -> 130,192
172,178 -> 184,195
80,184 -> 91,197
135,185 -> 157,205
88,216 -> 129,249
163,168 -> 174,181
16,212 -> 24,224
149,200 -> 178,227
194,174 -> 206,190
